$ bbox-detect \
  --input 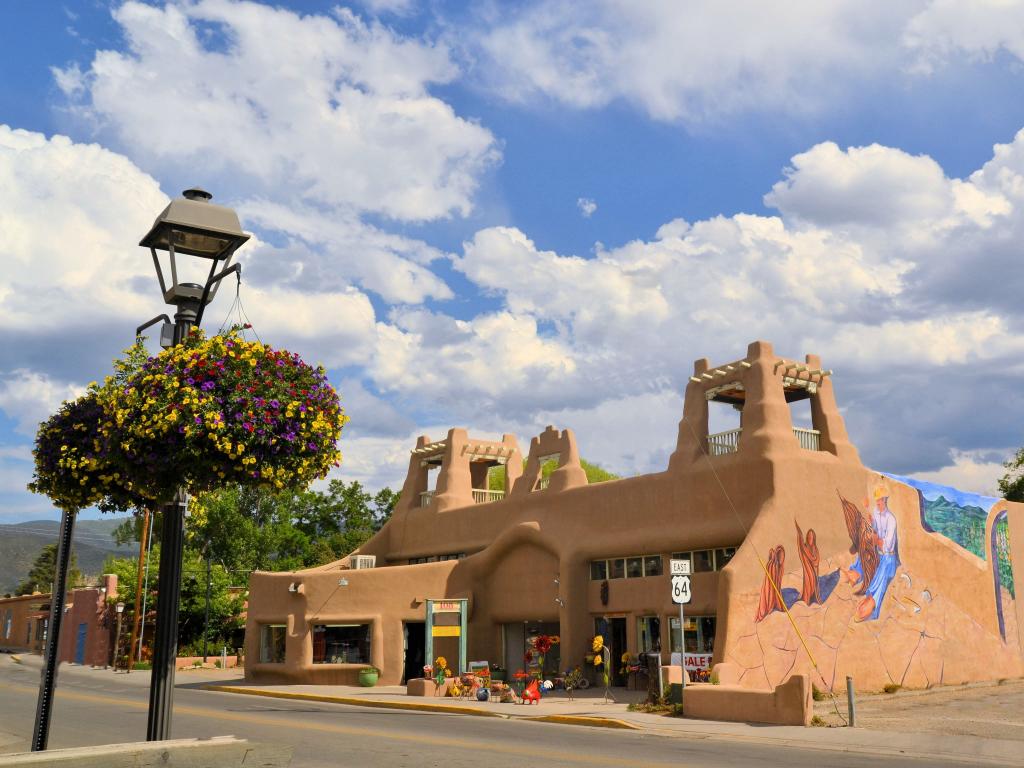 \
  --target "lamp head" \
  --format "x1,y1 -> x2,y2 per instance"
140,188 -> 249,260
